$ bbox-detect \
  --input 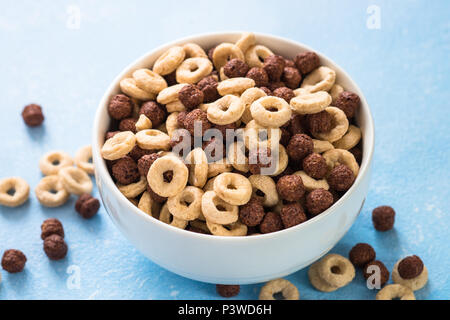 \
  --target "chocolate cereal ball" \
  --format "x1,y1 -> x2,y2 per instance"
128,145 -> 154,162
276,175 -> 305,202
111,156 -> 140,185
307,110 -> 333,134
137,153 -> 160,177
273,87 -> 295,103
246,67 -> 269,87
75,194 -> 100,219
183,109 -> 212,136
41,218 -> 64,240
263,55 -> 285,82
287,134 -> 313,161
140,101 -> 167,127
216,284 -> 240,298
22,103 -> 44,127
327,164 -> 355,192
335,91 -> 360,119
43,234 -> 68,260
280,127 -> 291,147
303,153 -> 327,179
372,205 -> 395,231
119,118 -> 137,133
147,184 -> 167,203
248,148 -> 273,175
178,84 -> 204,110
108,94 -> 133,120
280,202 -> 307,228
398,255 -> 424,279
259,211 -> 283,234
197,76 -> 220,103
305,188 -> 333,216
288,114 -> 307,135
282,67 -> 302,89
349,243 -> 376,268
223,59 -> 249,78
259,86 -> 272,96
268,81 -> 286,92
294,51 -> 320,75
349,146 -> 363,164
363,260 -> 390,286
1,249 -> 27,273
239,198 -> 265,227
